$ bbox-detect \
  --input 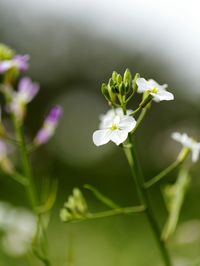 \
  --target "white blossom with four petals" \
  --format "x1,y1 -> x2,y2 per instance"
172,132 -> 200,162
136,78 -> 174,102
93,108 -> 136,146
